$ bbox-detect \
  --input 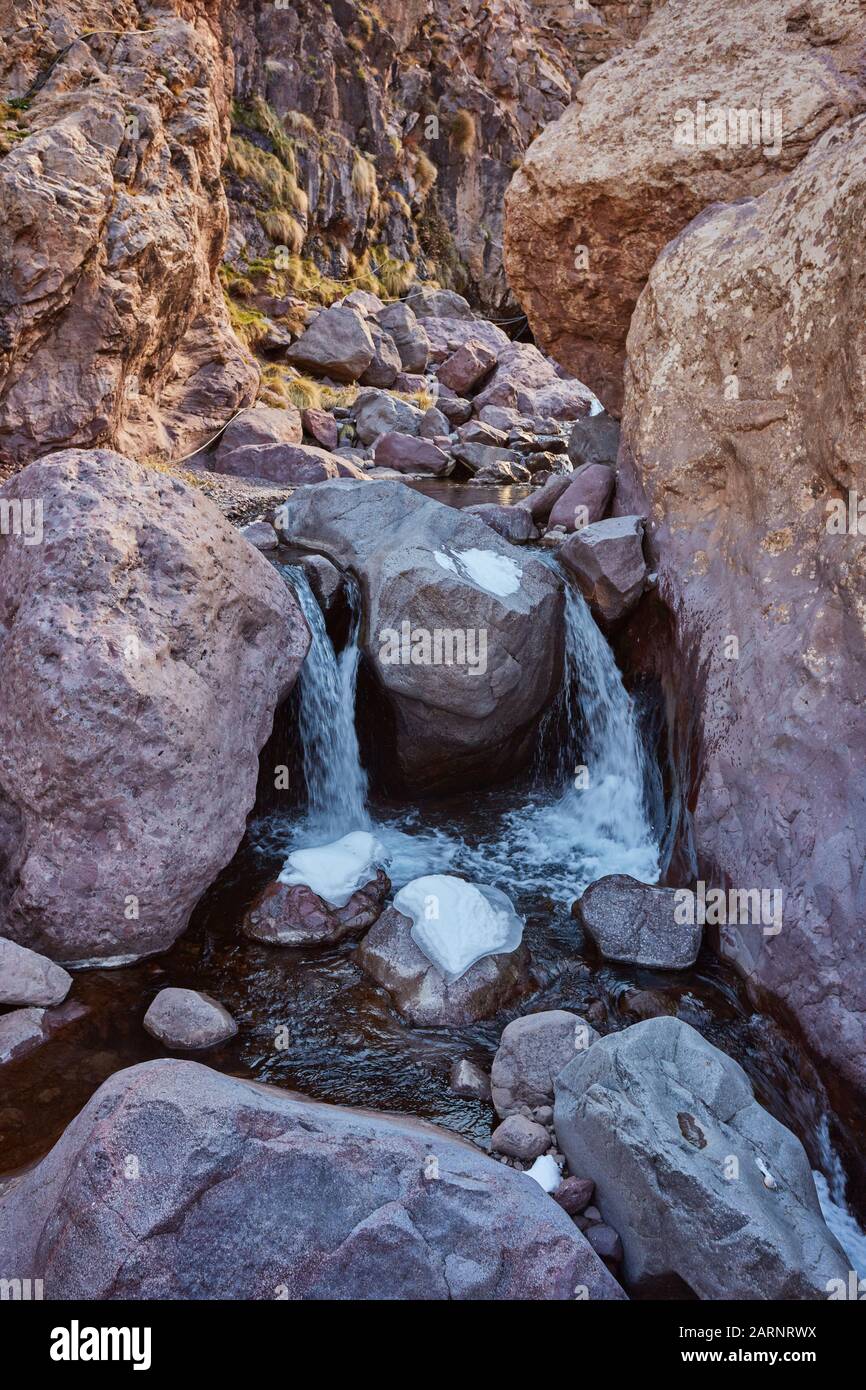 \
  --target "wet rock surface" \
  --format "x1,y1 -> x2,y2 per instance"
576,875 -> 702,970
275,479 -> 564,794
356,906 -> 532,1027
143,988 -> 238,1051
243,870 -> 391,948
492,1010 -> 600,1118
0,938 -> 72,1008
